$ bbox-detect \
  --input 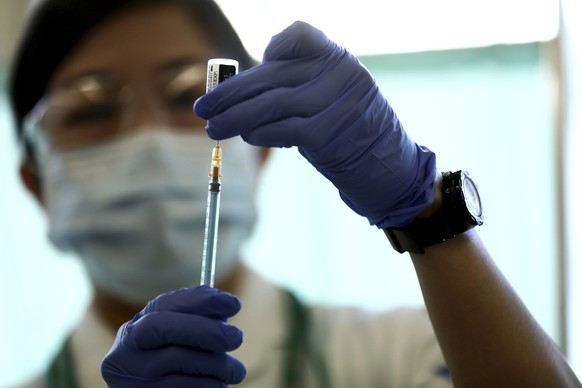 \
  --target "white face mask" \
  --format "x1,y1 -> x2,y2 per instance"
37,128 -> 259,306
